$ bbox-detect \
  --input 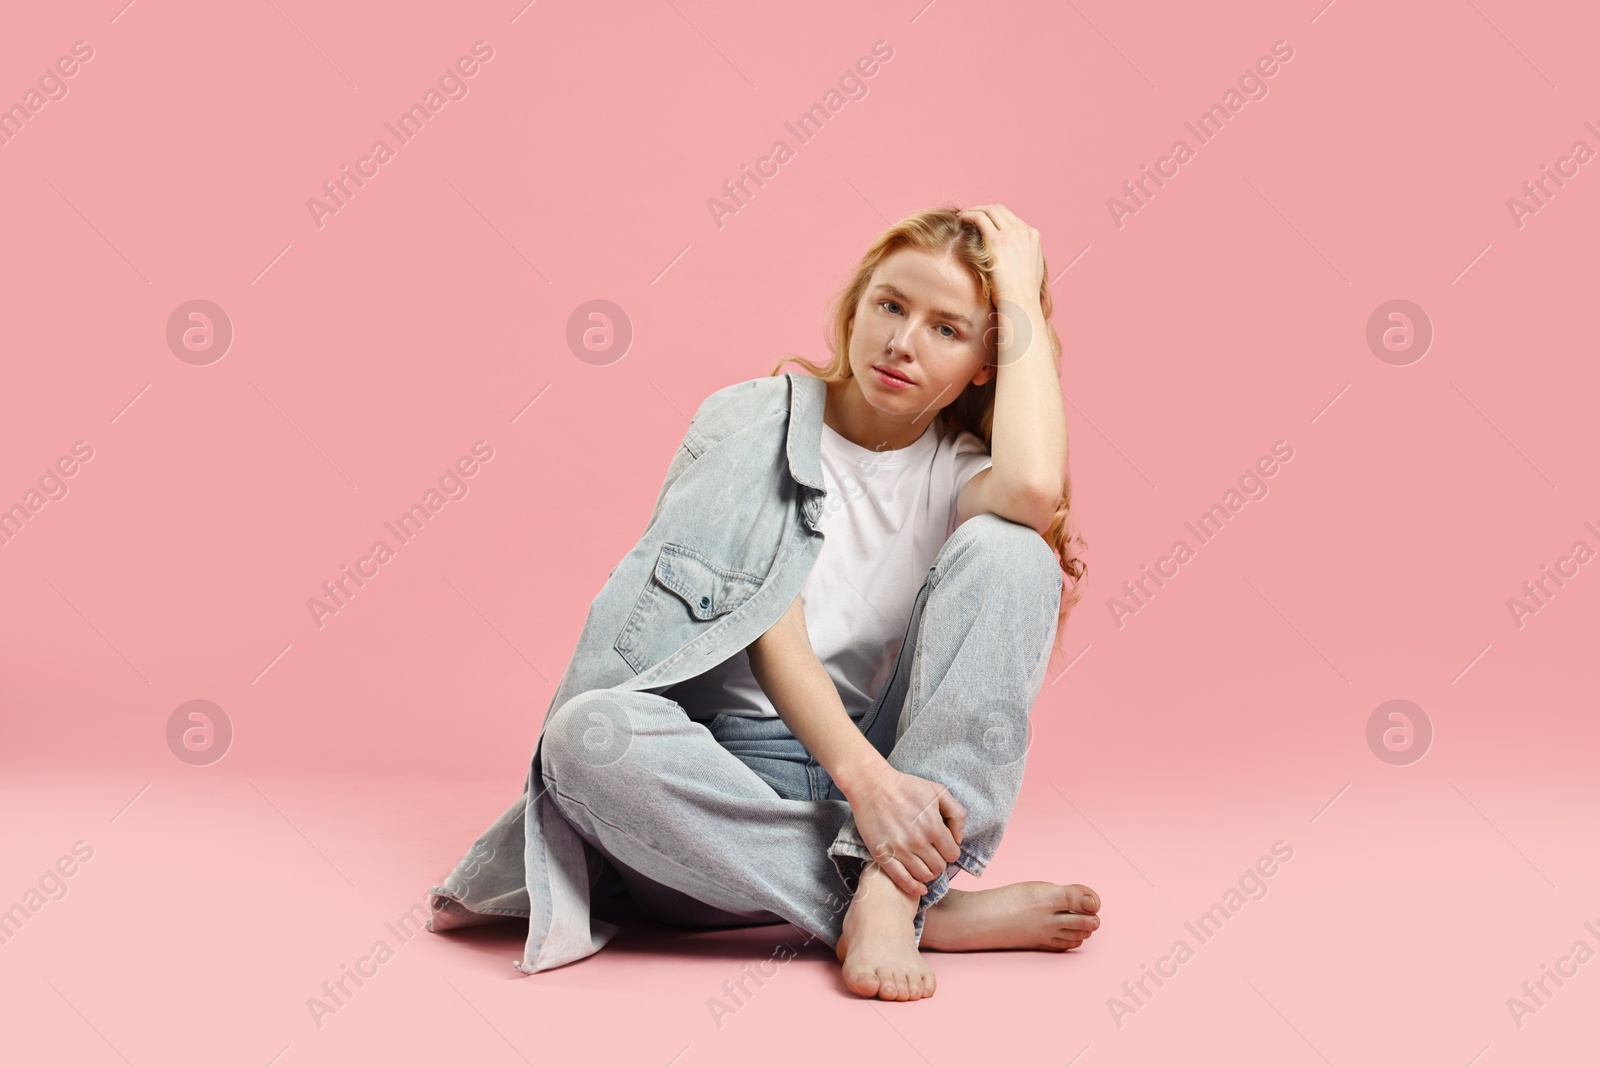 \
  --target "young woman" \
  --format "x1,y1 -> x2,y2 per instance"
430,203 -> 1101,1002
